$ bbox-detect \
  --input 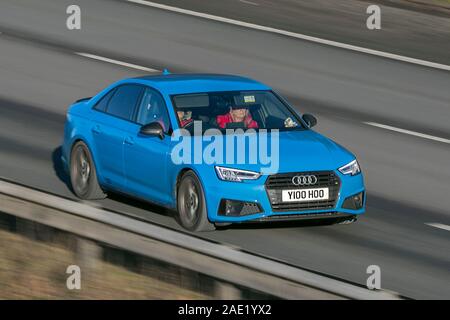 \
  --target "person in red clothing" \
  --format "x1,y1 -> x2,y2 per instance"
216,106 -> 258,129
